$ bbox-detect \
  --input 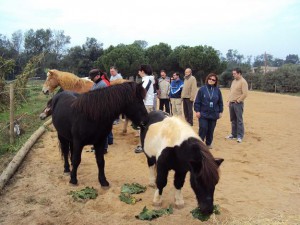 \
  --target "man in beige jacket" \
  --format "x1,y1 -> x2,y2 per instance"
181,68 -> 198,126
226,67 -> 248,143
